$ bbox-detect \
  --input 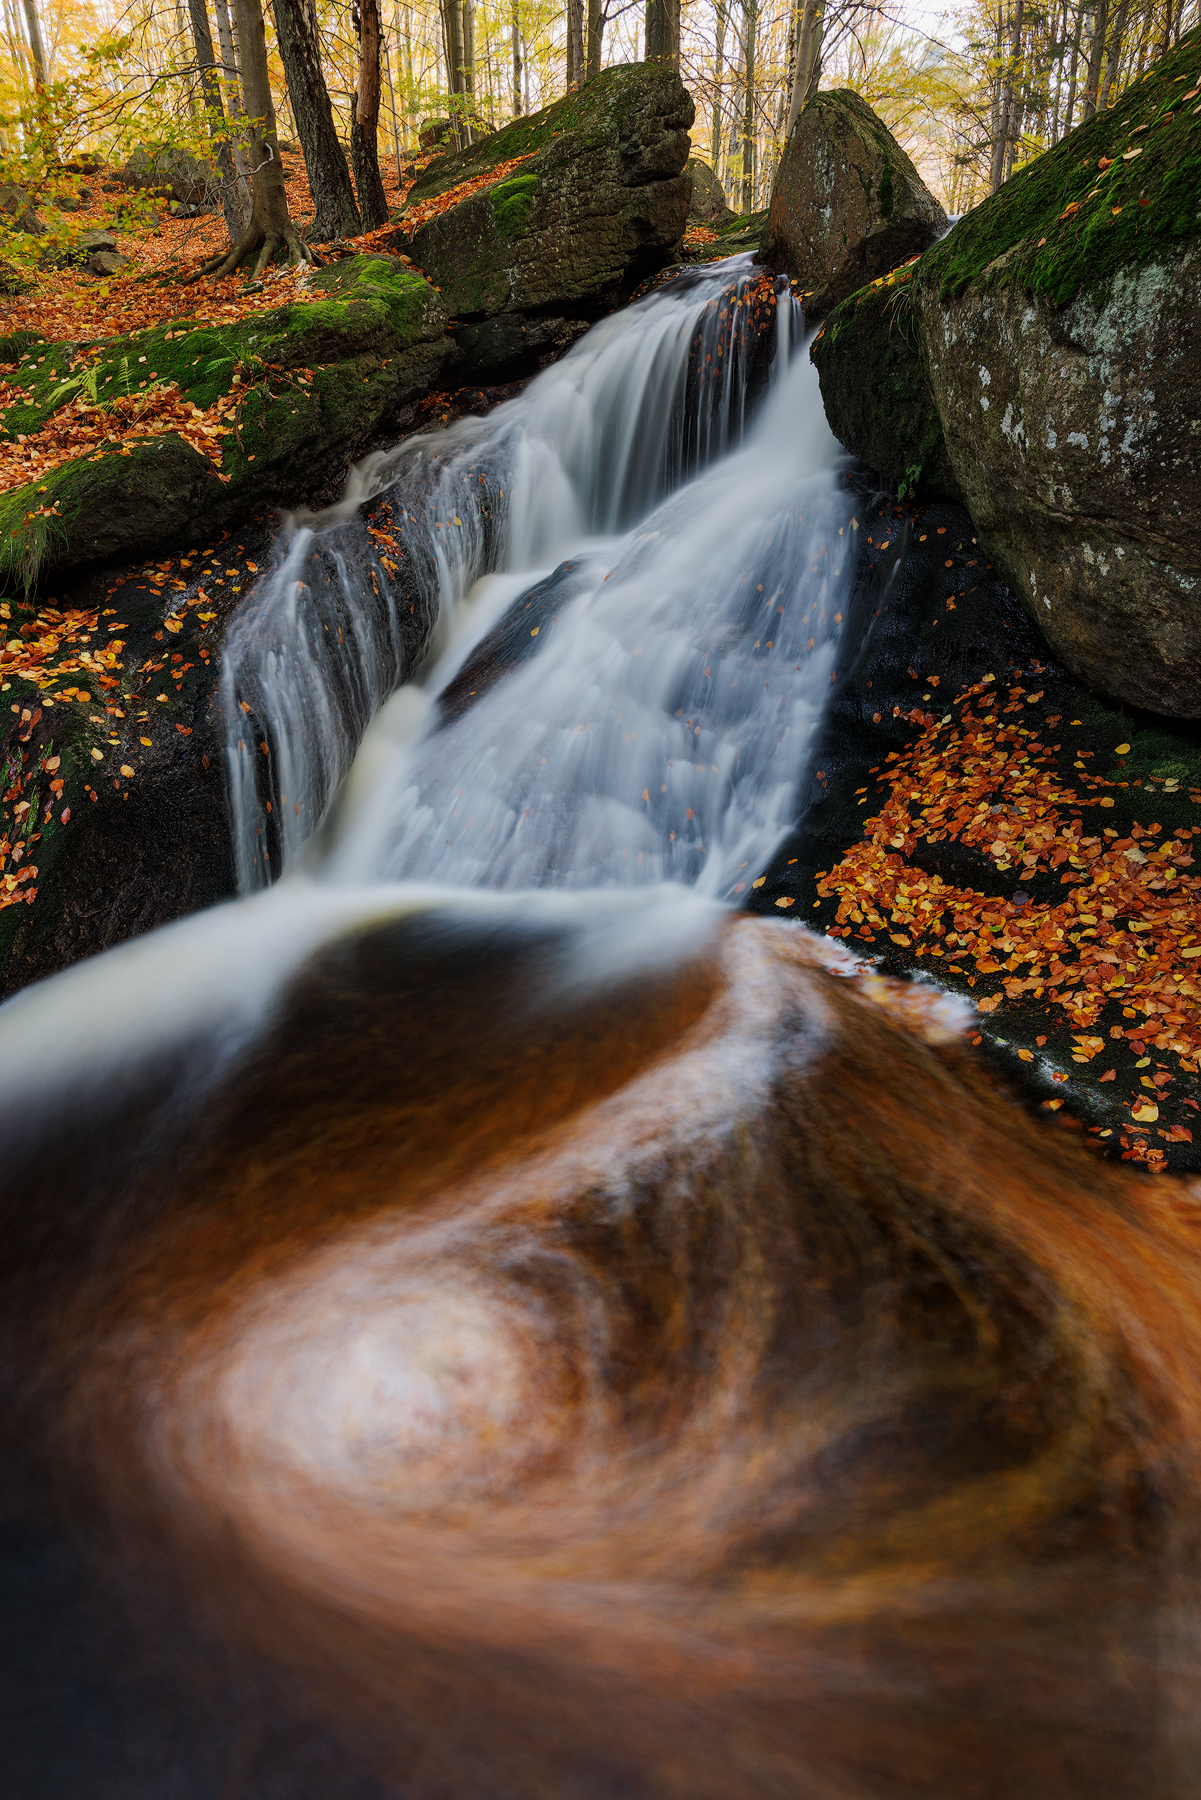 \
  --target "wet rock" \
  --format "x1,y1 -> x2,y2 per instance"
396,64 -> 693,377
761,90 -> 946,317
812,27 -> 1201,717
747,483 -> 1201,1170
